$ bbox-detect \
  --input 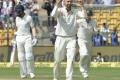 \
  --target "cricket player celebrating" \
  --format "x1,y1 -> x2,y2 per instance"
51,0 -> 77,80
15,4 -> 37,79
76,0 -> 98,79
